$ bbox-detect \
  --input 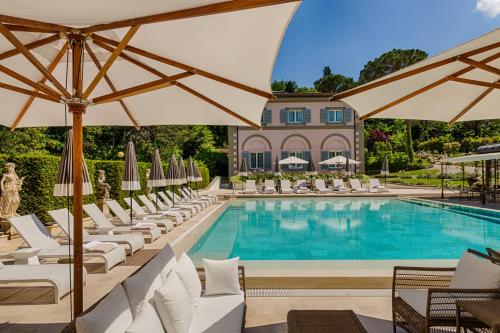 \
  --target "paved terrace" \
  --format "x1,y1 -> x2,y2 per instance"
0,187 -> 458,333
